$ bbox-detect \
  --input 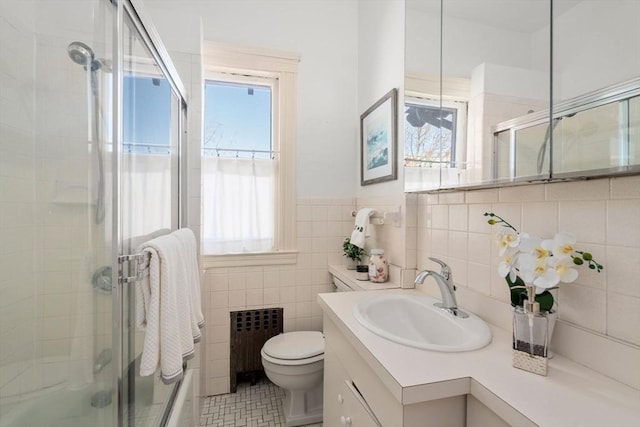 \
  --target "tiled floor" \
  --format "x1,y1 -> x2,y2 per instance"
199,378 -> 322,427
